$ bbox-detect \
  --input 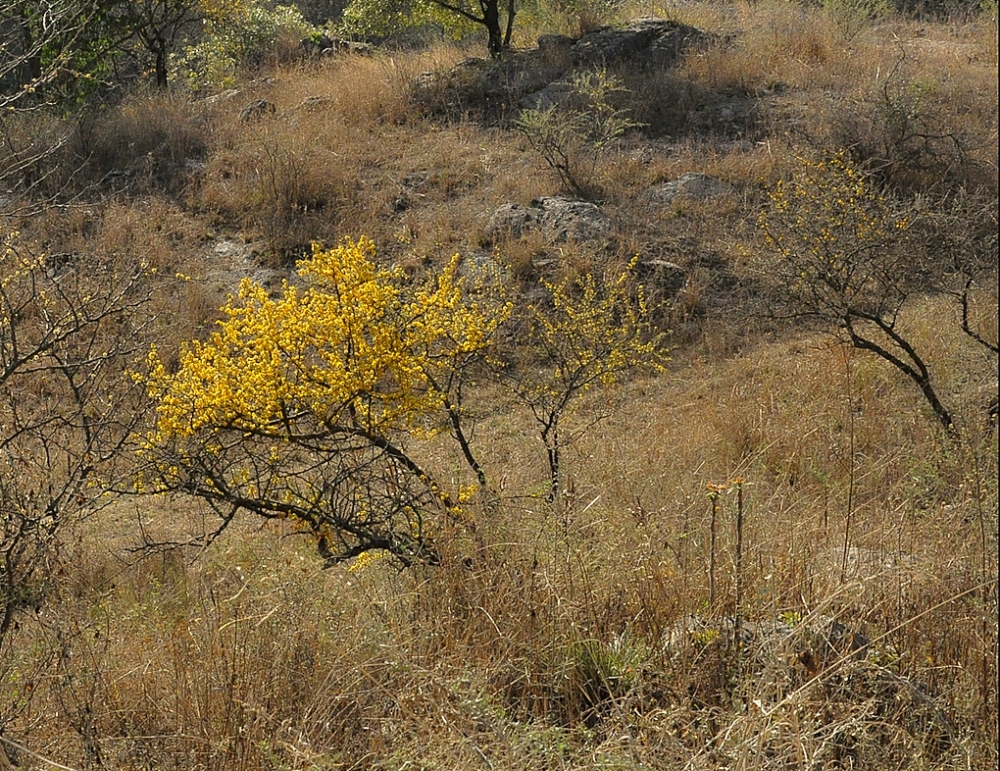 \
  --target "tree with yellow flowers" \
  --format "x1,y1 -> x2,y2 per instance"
498,259 -> 666,501
757,153 -> 955,431
142,238 -> 666,566
143,237 -> 509,566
